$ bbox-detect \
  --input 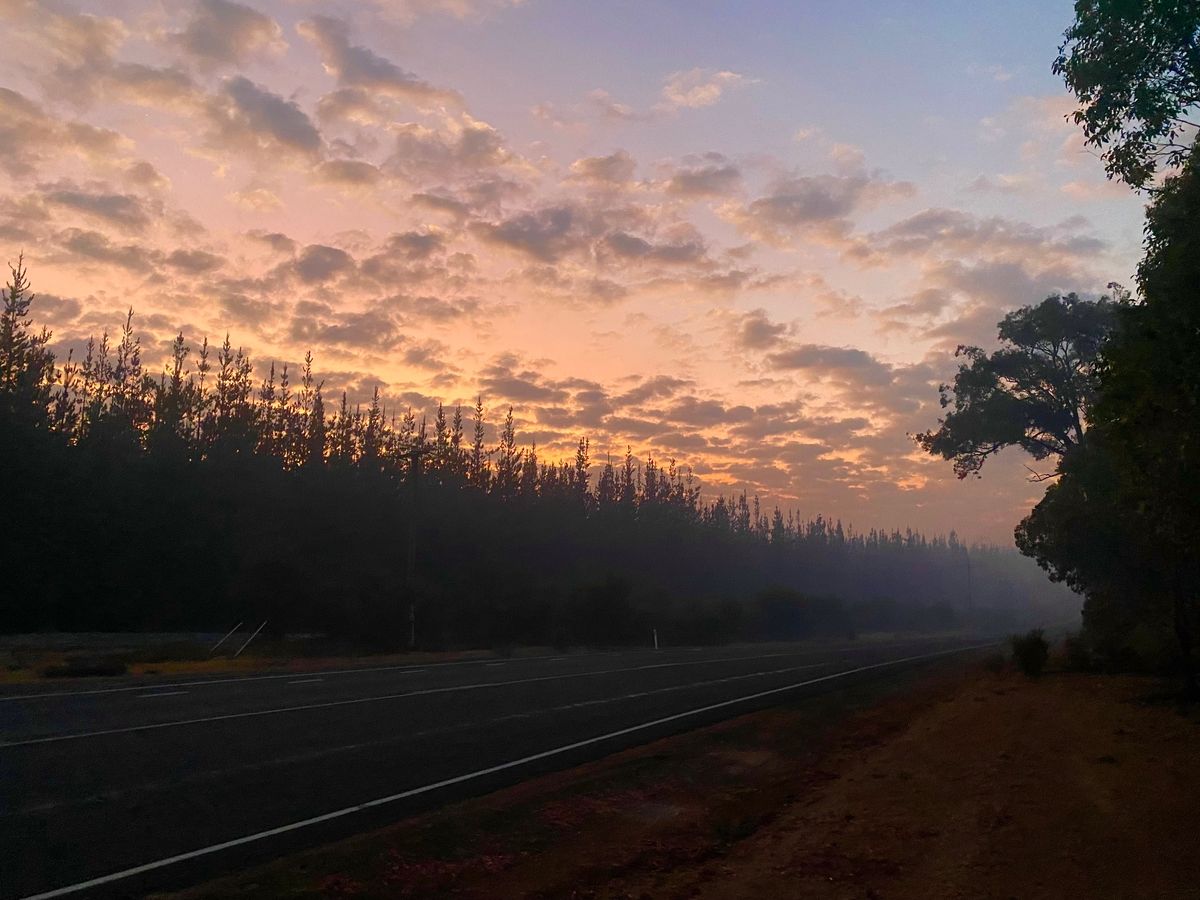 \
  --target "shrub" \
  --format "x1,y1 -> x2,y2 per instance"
1009,629 -> 1050,678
